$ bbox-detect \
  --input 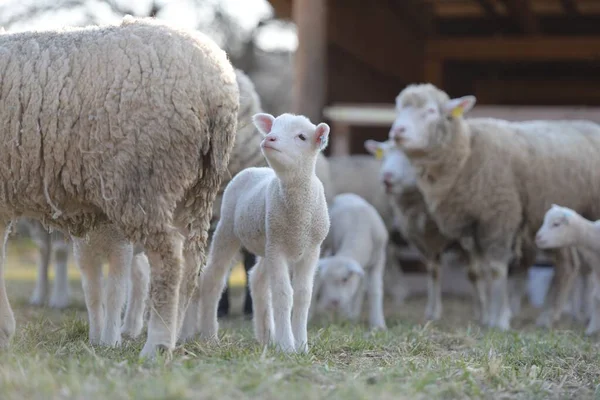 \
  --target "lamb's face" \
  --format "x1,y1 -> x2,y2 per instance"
252,112 -> 329,172
535,205 -> 577,249
314,256 -> 364,316
389,90 -> 476,155
364,139 -> 417,195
